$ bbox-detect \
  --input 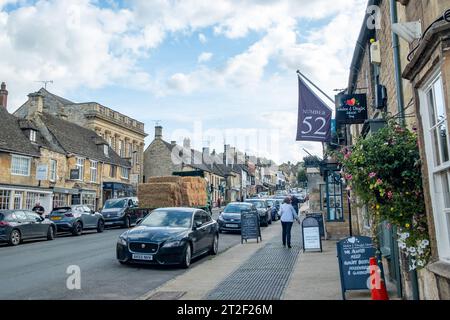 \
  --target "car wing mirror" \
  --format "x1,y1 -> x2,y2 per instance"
136,218 -> 143,225
193,221 -> 202,230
